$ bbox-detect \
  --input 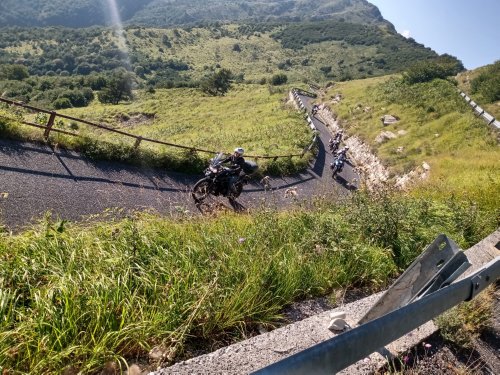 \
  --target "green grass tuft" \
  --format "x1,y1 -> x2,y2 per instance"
0,191 -> 497,373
